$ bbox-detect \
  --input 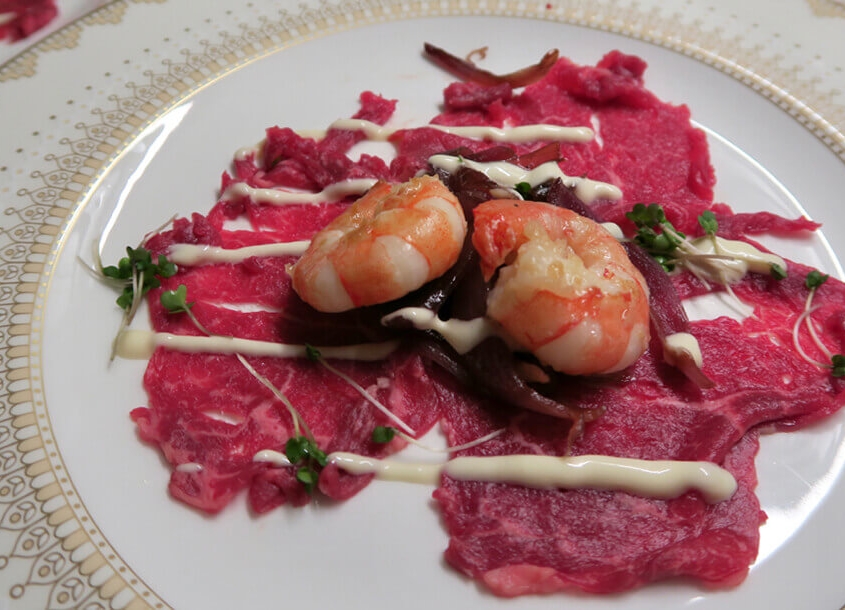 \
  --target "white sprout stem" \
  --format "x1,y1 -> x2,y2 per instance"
185,308 -> 214,337
396,427 -> 505,453
803,290 -> 834,361
666,229 -> 759,317
317,358 -> 416,436
235,353 -> 312,439
721,282 -> 756,319
805,315 -> 834,361
791,287 -> 829,367
792,289 -> 834,368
